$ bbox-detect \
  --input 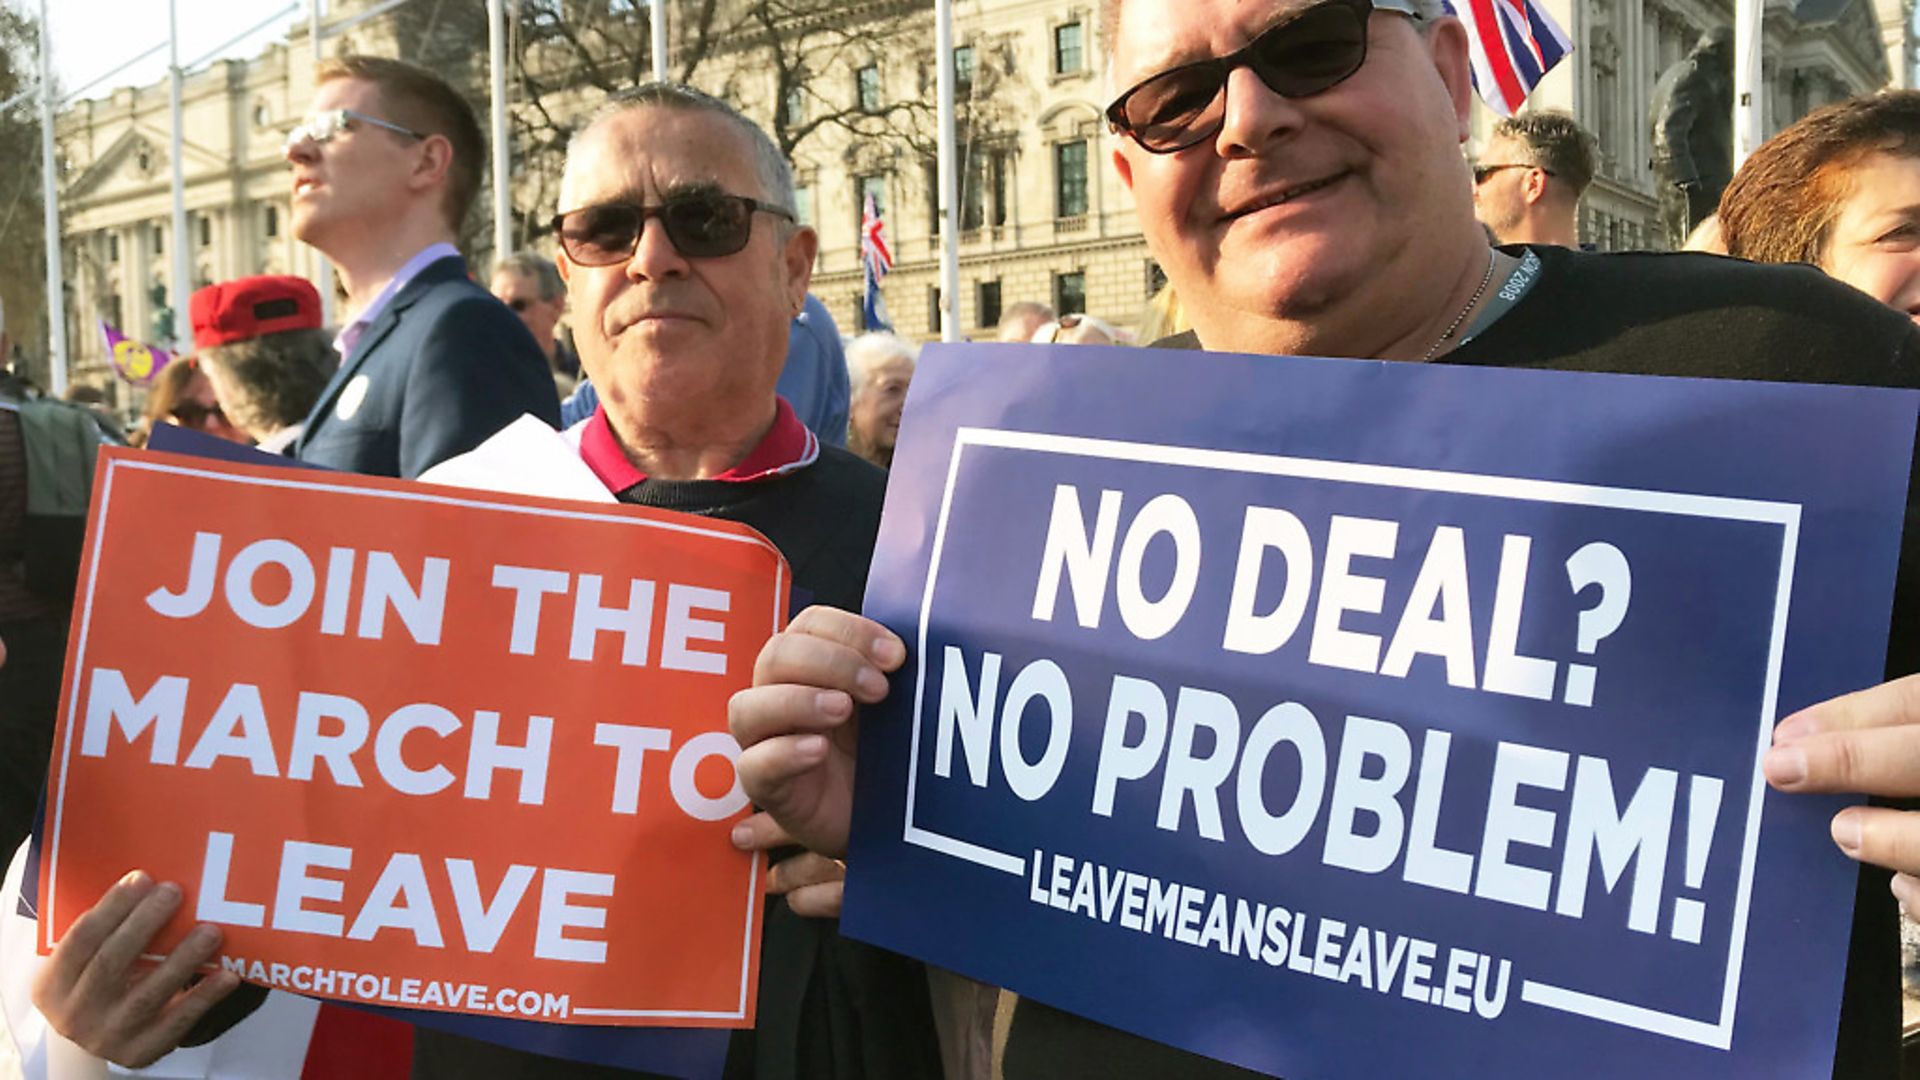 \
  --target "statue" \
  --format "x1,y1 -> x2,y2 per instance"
147,281 -> 173,345
1649,27 -> 1734,249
